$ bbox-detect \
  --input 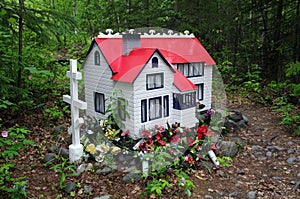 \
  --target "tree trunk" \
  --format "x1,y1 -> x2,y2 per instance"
294,0 -> 300,62
17,0 -> 24,89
